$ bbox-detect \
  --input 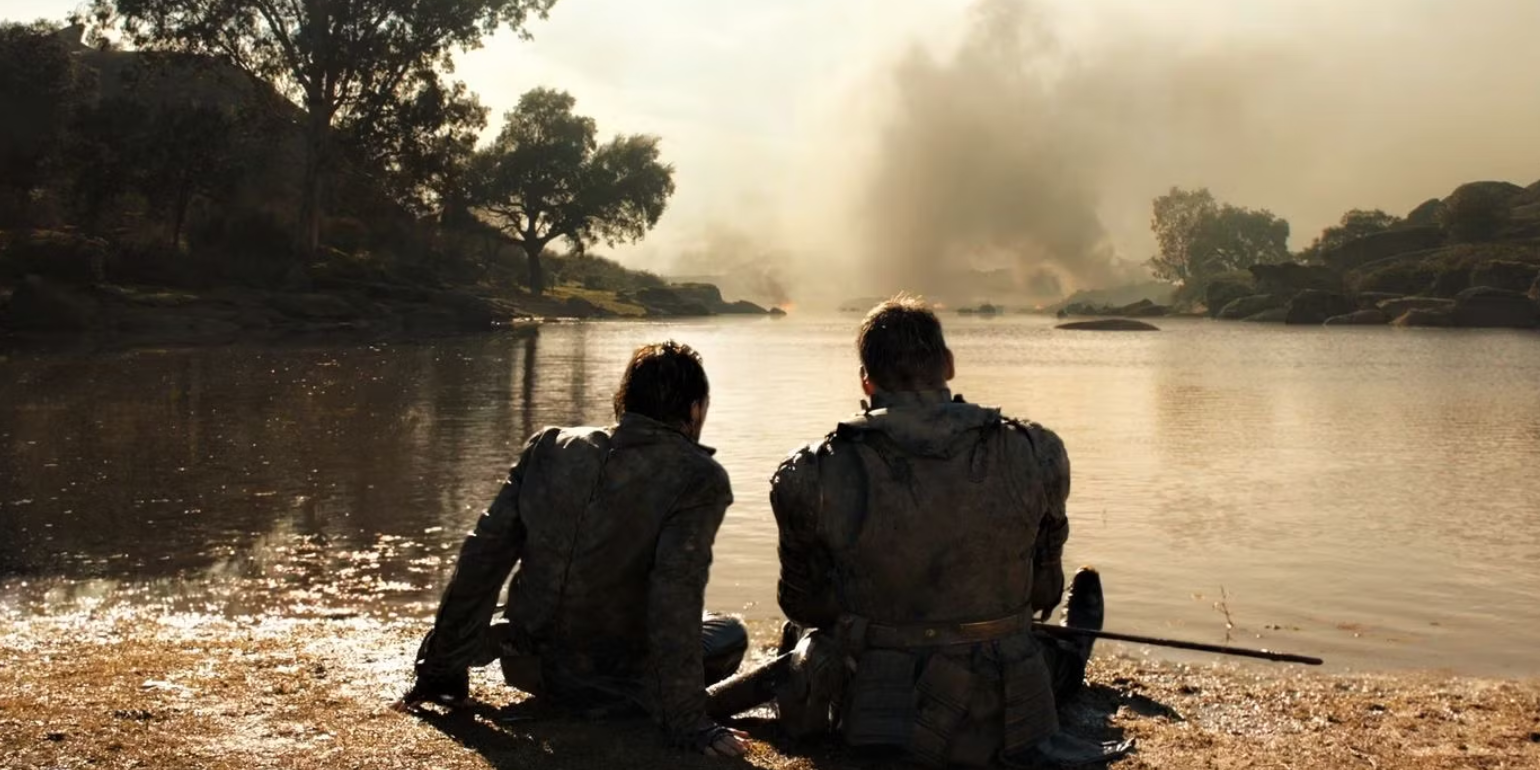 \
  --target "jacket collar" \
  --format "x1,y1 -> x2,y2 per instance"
842,389 -> 999,458
614,412 -> 715,455
867,388 -> 956,410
